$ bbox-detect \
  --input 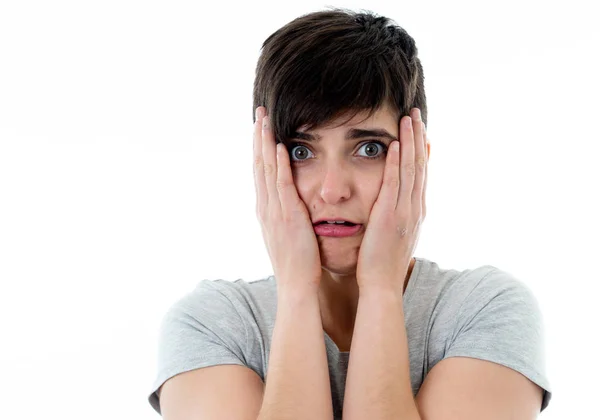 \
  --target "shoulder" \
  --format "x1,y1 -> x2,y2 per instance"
438,263 -> 552,410
165,276 -> 276,319
437,262 -> 541,314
